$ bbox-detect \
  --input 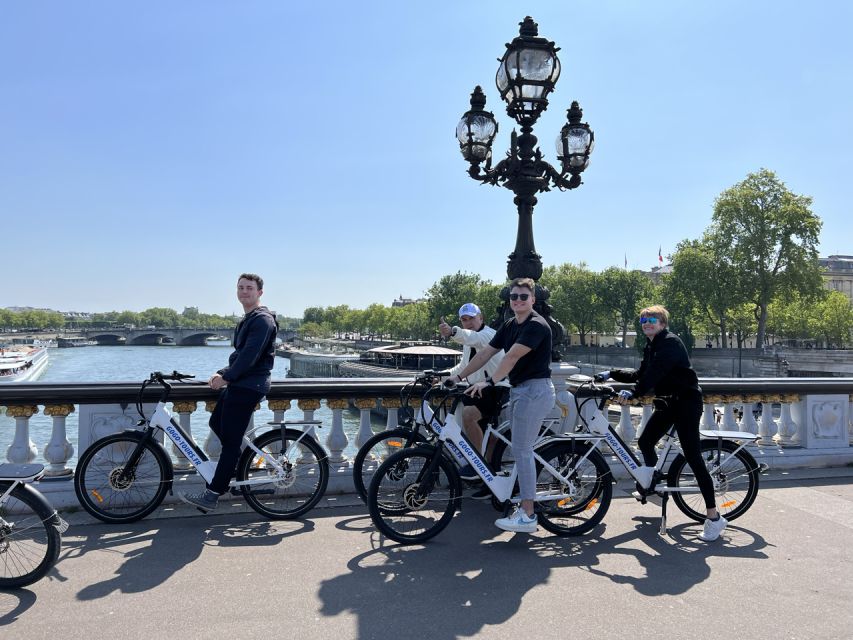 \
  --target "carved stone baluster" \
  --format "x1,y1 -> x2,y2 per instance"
775,394 -> 800,447
758,395 -> 779,446
4,405 -> 39,464
381,397 -> 401,431
325,398 -> 350,466
721,397 -> 740,431
740,394 -> 761,435
297,399 -> 321,438
701,395 -> 719,430
170,401 -> 197,471
354,398 -> 377,449
203,400 -> 221,460
268,399 -> 291,424
43,404 -> 75,477
637,397 -> 654,440
618,402 -> 635,444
